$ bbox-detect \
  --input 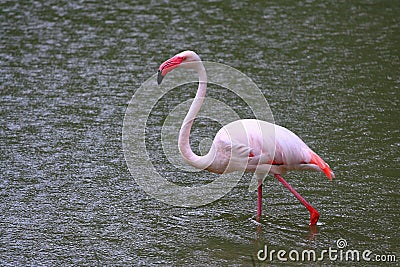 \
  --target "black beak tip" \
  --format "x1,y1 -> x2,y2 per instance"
157,70 -> 164,85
